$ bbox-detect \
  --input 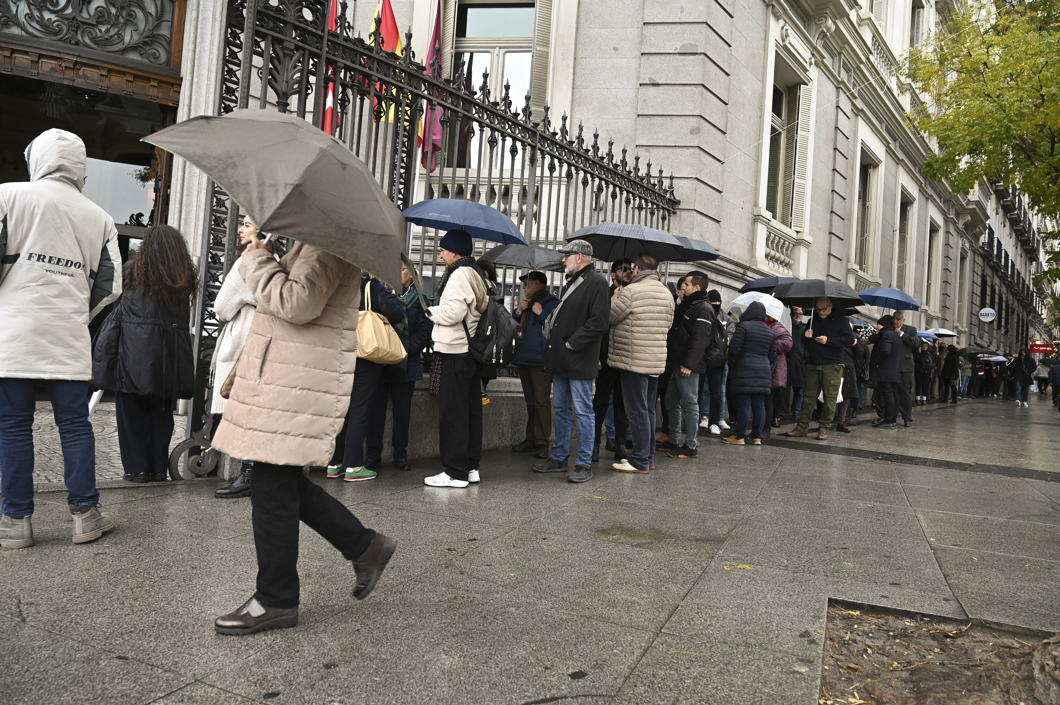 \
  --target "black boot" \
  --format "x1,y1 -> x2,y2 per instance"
215,467 -> 251,499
